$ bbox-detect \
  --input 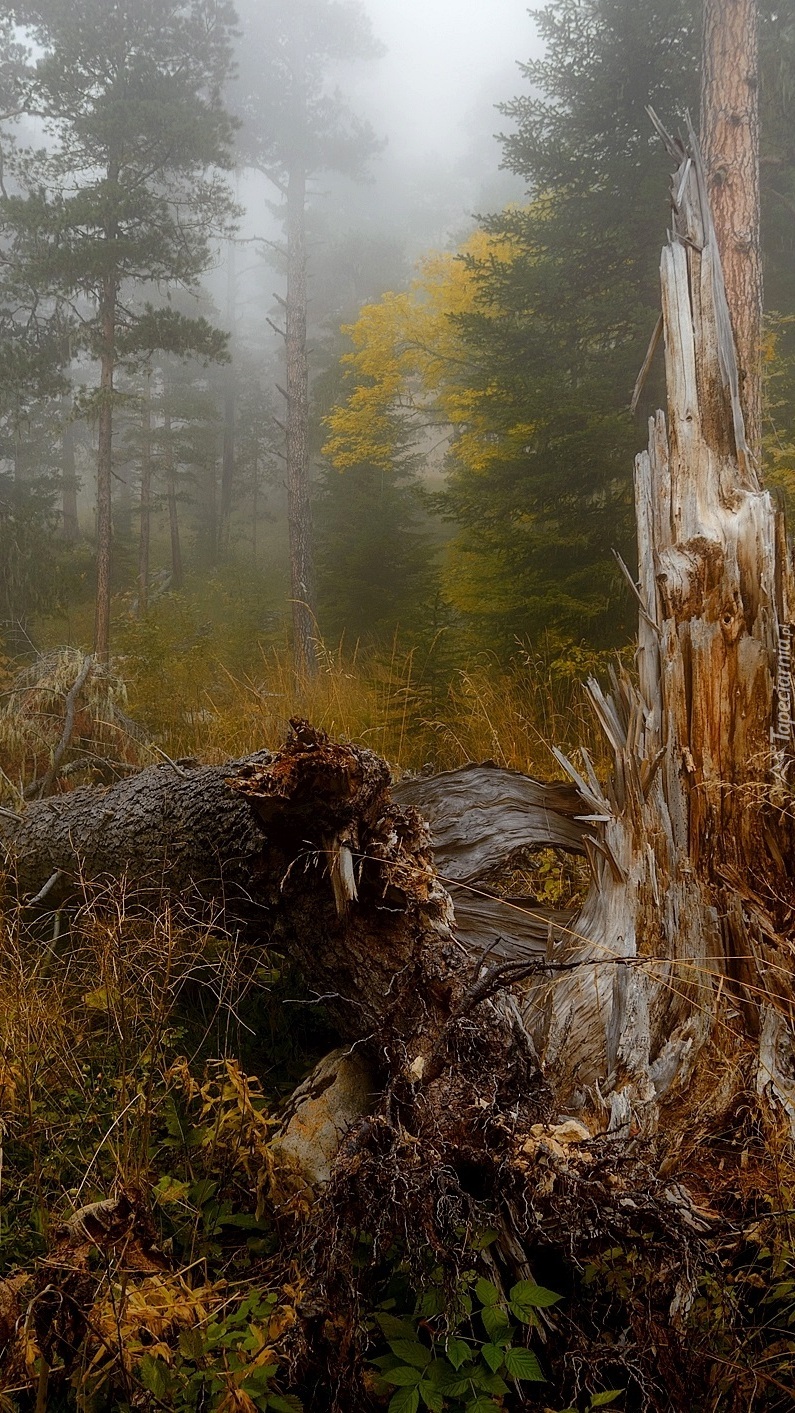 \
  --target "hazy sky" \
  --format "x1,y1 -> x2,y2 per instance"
351,0 -> 542,162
